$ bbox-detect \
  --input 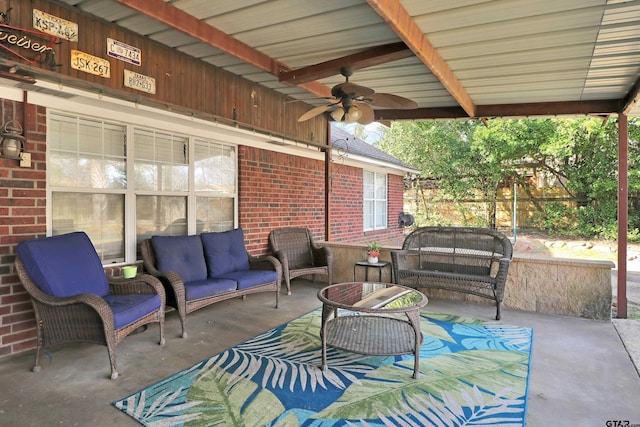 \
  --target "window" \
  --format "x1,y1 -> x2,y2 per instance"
49,113 -> 127,262
134,129 -> 189,243
363,171 -> 387,230
193,139 -> 236,232
48,112 -> 237,263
